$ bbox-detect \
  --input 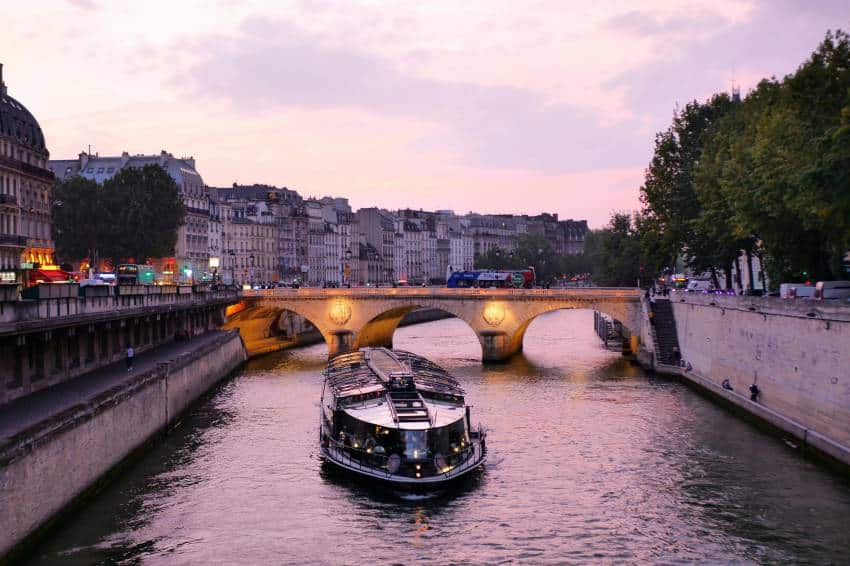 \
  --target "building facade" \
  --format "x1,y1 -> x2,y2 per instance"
50,150 -> 209,281
0,64 -> 55,282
